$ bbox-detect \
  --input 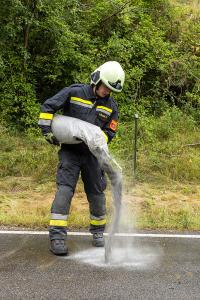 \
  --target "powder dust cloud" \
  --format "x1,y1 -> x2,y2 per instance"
65,203 -> 163,270
104,203 -> 163,269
